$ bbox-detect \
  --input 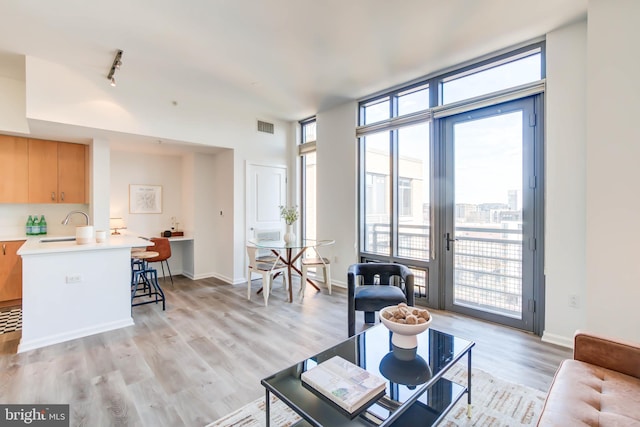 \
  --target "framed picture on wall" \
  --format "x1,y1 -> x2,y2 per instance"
129,184 -> 162,214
